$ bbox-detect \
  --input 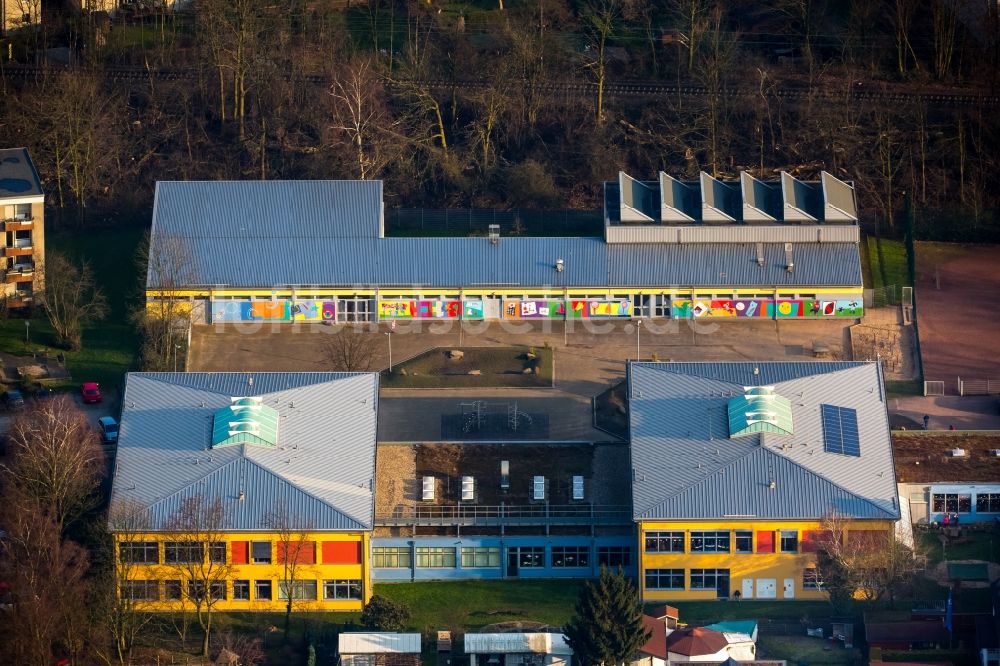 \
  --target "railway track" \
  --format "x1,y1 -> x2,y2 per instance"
4,64 -> 998,108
